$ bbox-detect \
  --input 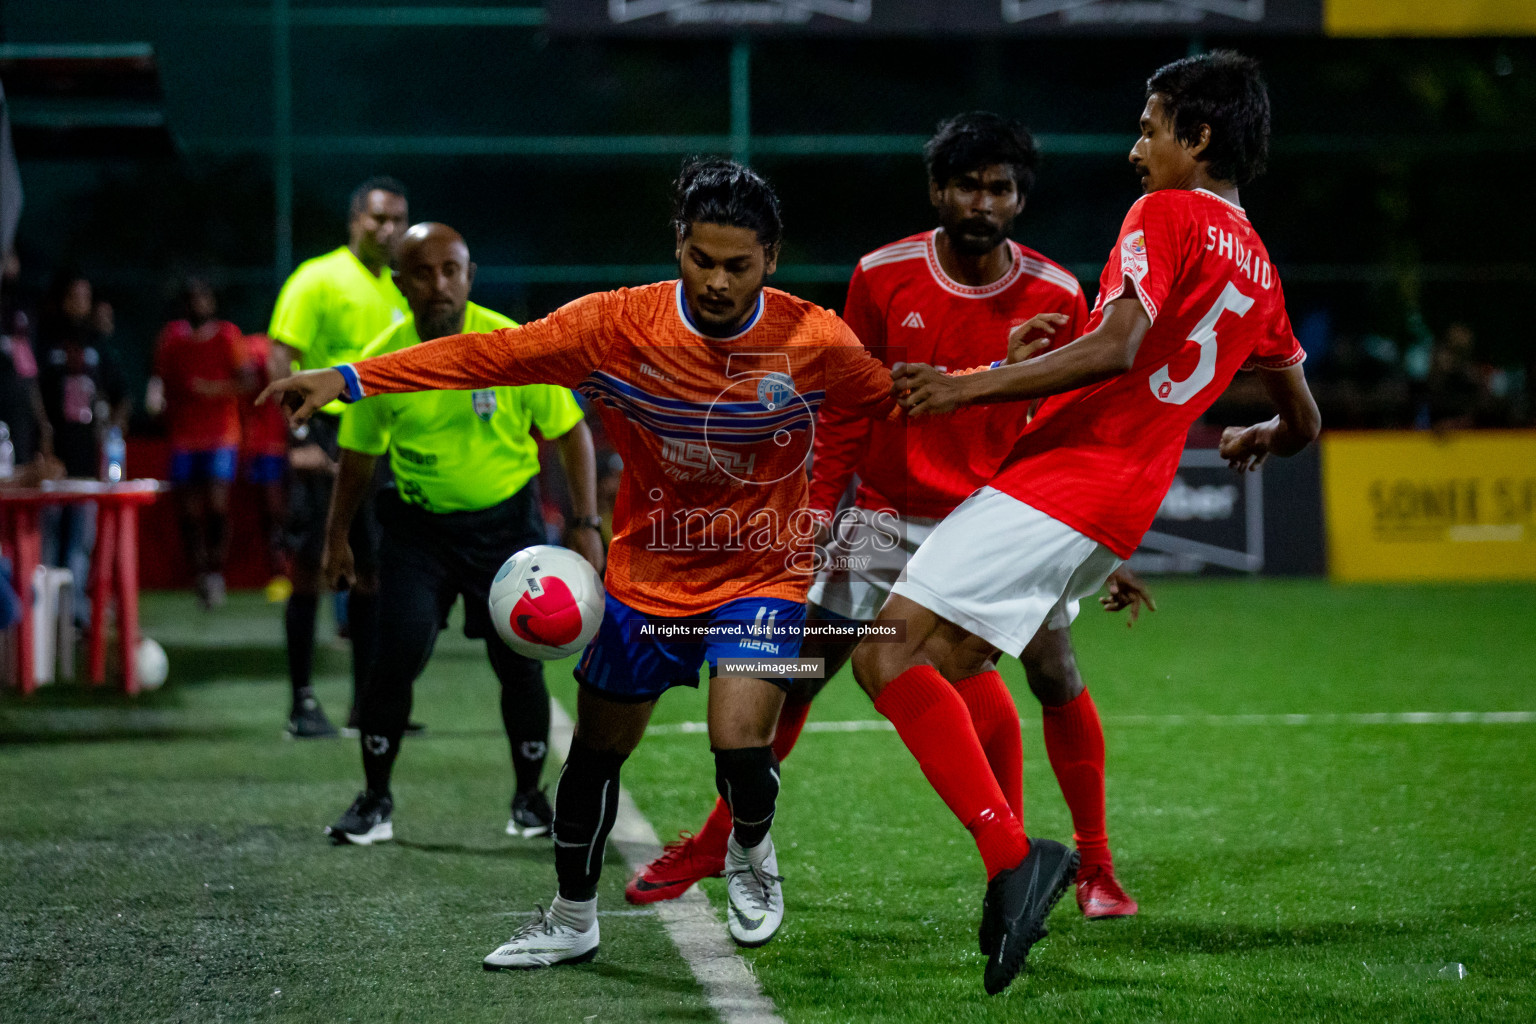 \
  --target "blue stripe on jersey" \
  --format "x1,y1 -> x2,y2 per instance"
580,387 -> 818,443
578,377 -> 825,443
587,369 -> 825,416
